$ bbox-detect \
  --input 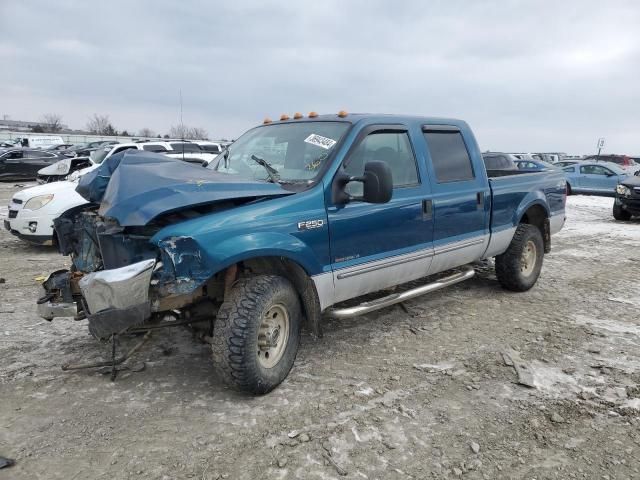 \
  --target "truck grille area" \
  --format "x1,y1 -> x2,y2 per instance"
54,210 -> 158,273
98,233 -> 157,270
